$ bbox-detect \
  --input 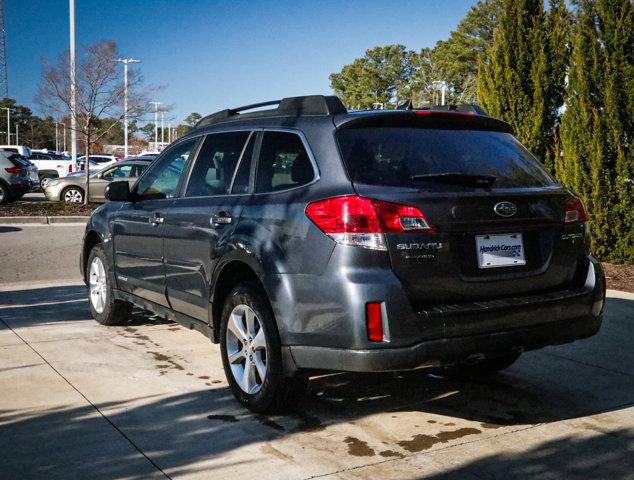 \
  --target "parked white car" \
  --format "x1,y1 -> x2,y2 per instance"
0,145 -> 32,157
28,151 -> 75,188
